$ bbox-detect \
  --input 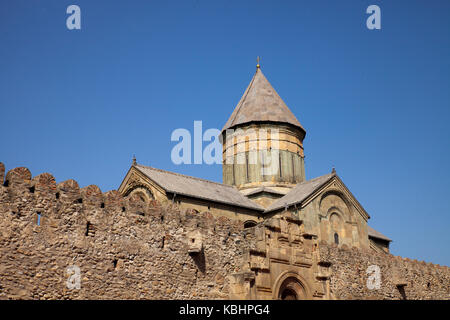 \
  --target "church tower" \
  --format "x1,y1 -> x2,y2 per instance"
221,63 -> 306,196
